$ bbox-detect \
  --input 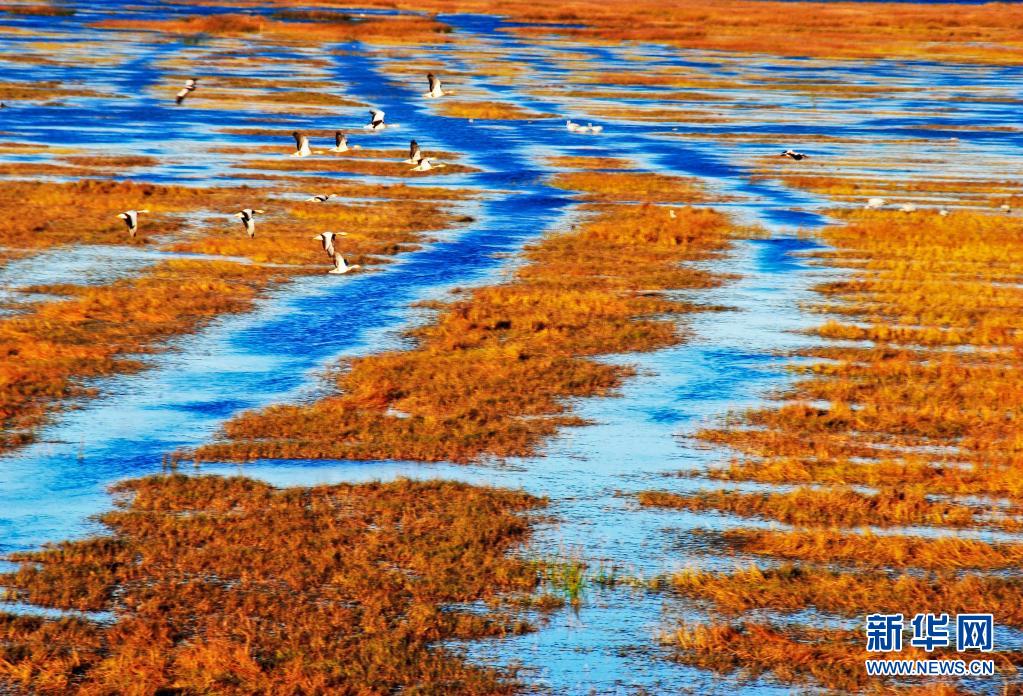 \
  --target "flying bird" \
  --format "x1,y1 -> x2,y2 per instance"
365,109 -> 387,131
306,193 -> 336,202
865,197 -> 886,209
234,208 -> 265,238
175,78 -> 197,105
405,139 -> 422,164
116,209 -> 149,238
424,73 -> 446,99
566,120 -> 581,132
780,149 -> 808,161
410,157 -> 445,172
291,131 -> 312,157
900,203 -> 917,213
312,231 -> 360,274
329,131 -> 360,153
